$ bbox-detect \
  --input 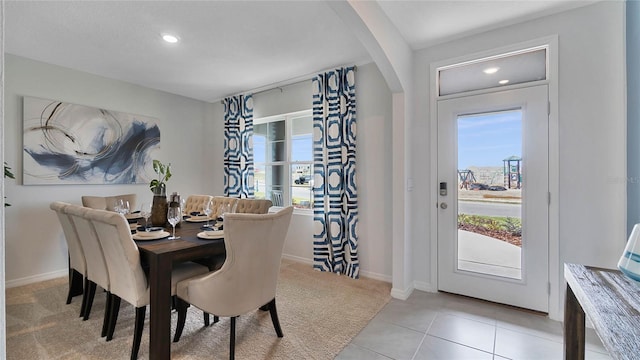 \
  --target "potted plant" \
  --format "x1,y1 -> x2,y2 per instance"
149,160 -> 171,226
149,159 -> 172,196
